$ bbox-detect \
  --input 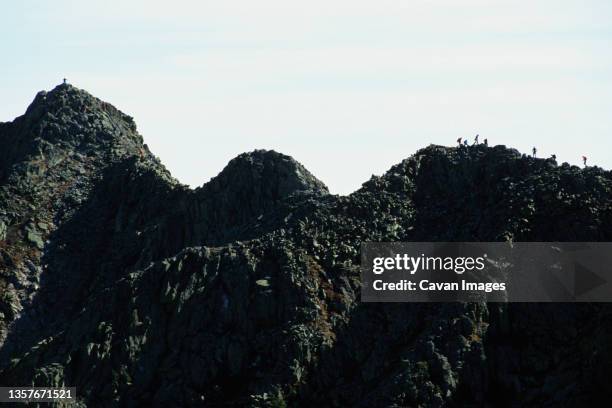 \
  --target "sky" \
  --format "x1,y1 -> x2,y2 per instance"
1,0 -> 611,195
